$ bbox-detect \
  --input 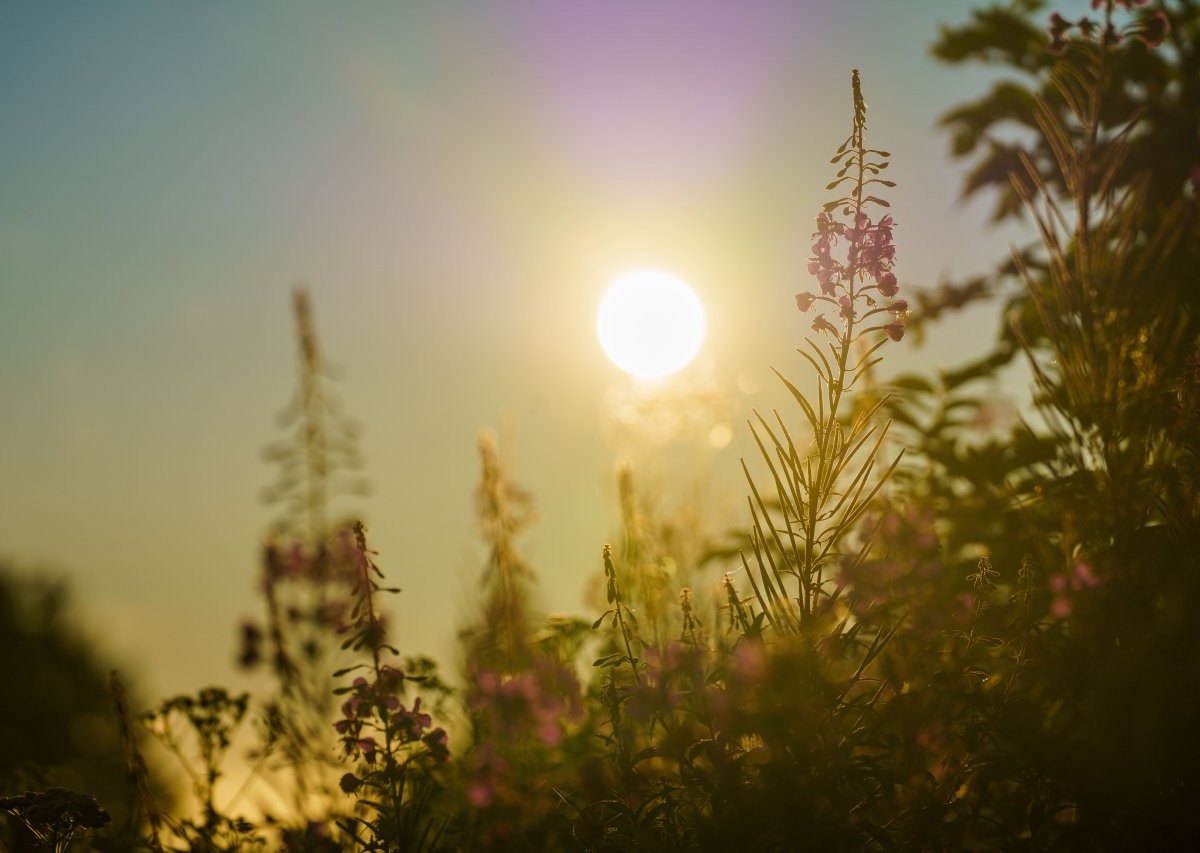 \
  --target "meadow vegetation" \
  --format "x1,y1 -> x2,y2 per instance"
3,1 -> 1198,849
